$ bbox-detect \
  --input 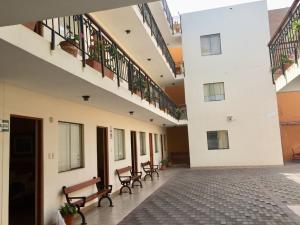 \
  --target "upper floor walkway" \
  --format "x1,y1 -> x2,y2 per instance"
0,13 -> 188,126
269,0 -> 300,92
0,0 -> 157,27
